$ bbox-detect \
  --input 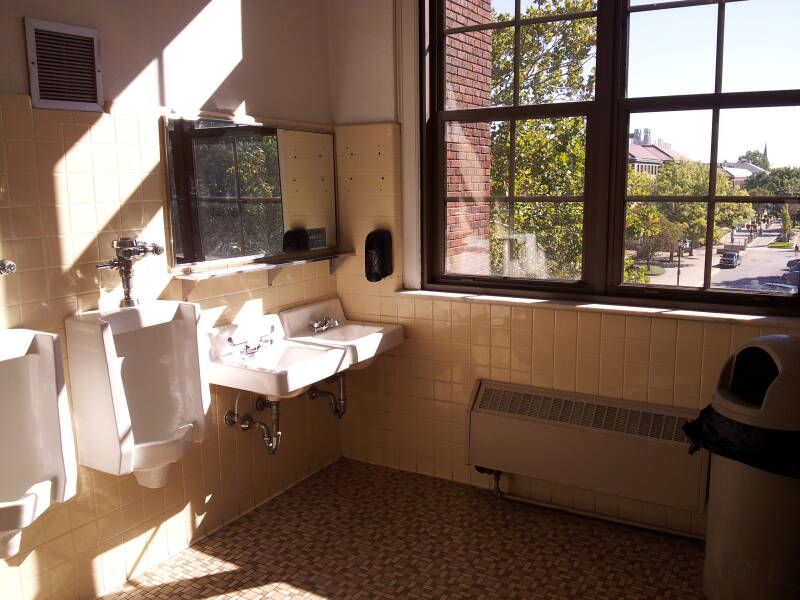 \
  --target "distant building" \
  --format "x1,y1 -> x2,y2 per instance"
628,128 -> 685,175
719,161 -> 767,189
